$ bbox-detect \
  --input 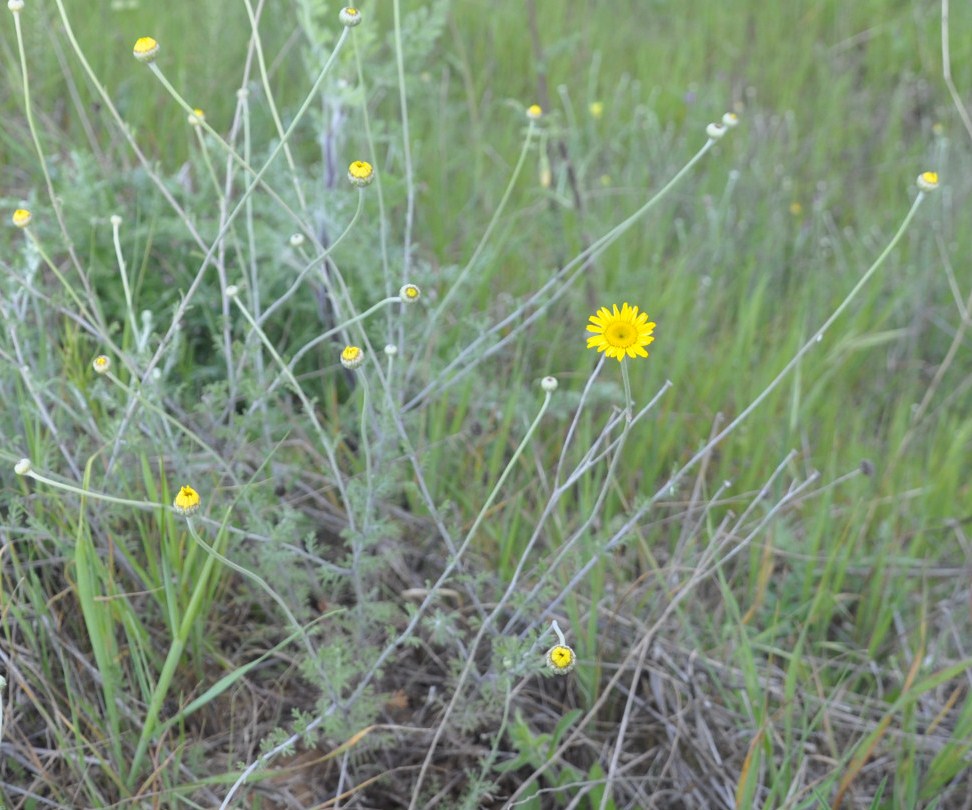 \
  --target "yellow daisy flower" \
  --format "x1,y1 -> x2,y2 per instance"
586,302 -> 655,362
